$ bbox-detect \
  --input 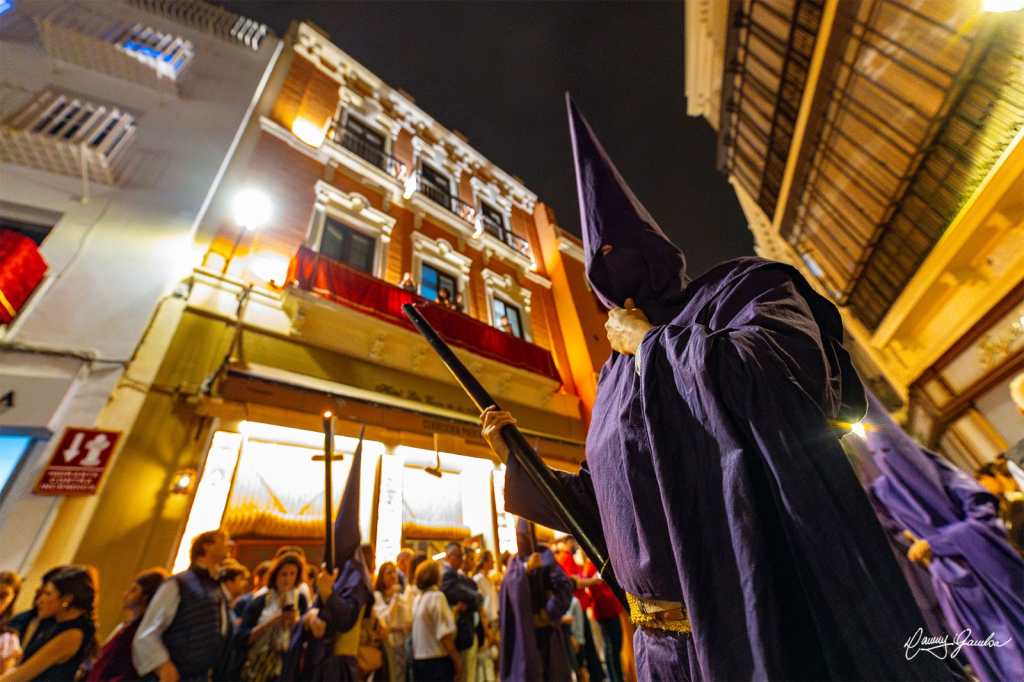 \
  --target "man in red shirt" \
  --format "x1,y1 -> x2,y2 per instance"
554,538 -> 605,682
582,558 -> 625,682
